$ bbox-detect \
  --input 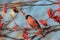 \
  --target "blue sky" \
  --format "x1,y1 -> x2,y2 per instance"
0,0 -> 60,40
